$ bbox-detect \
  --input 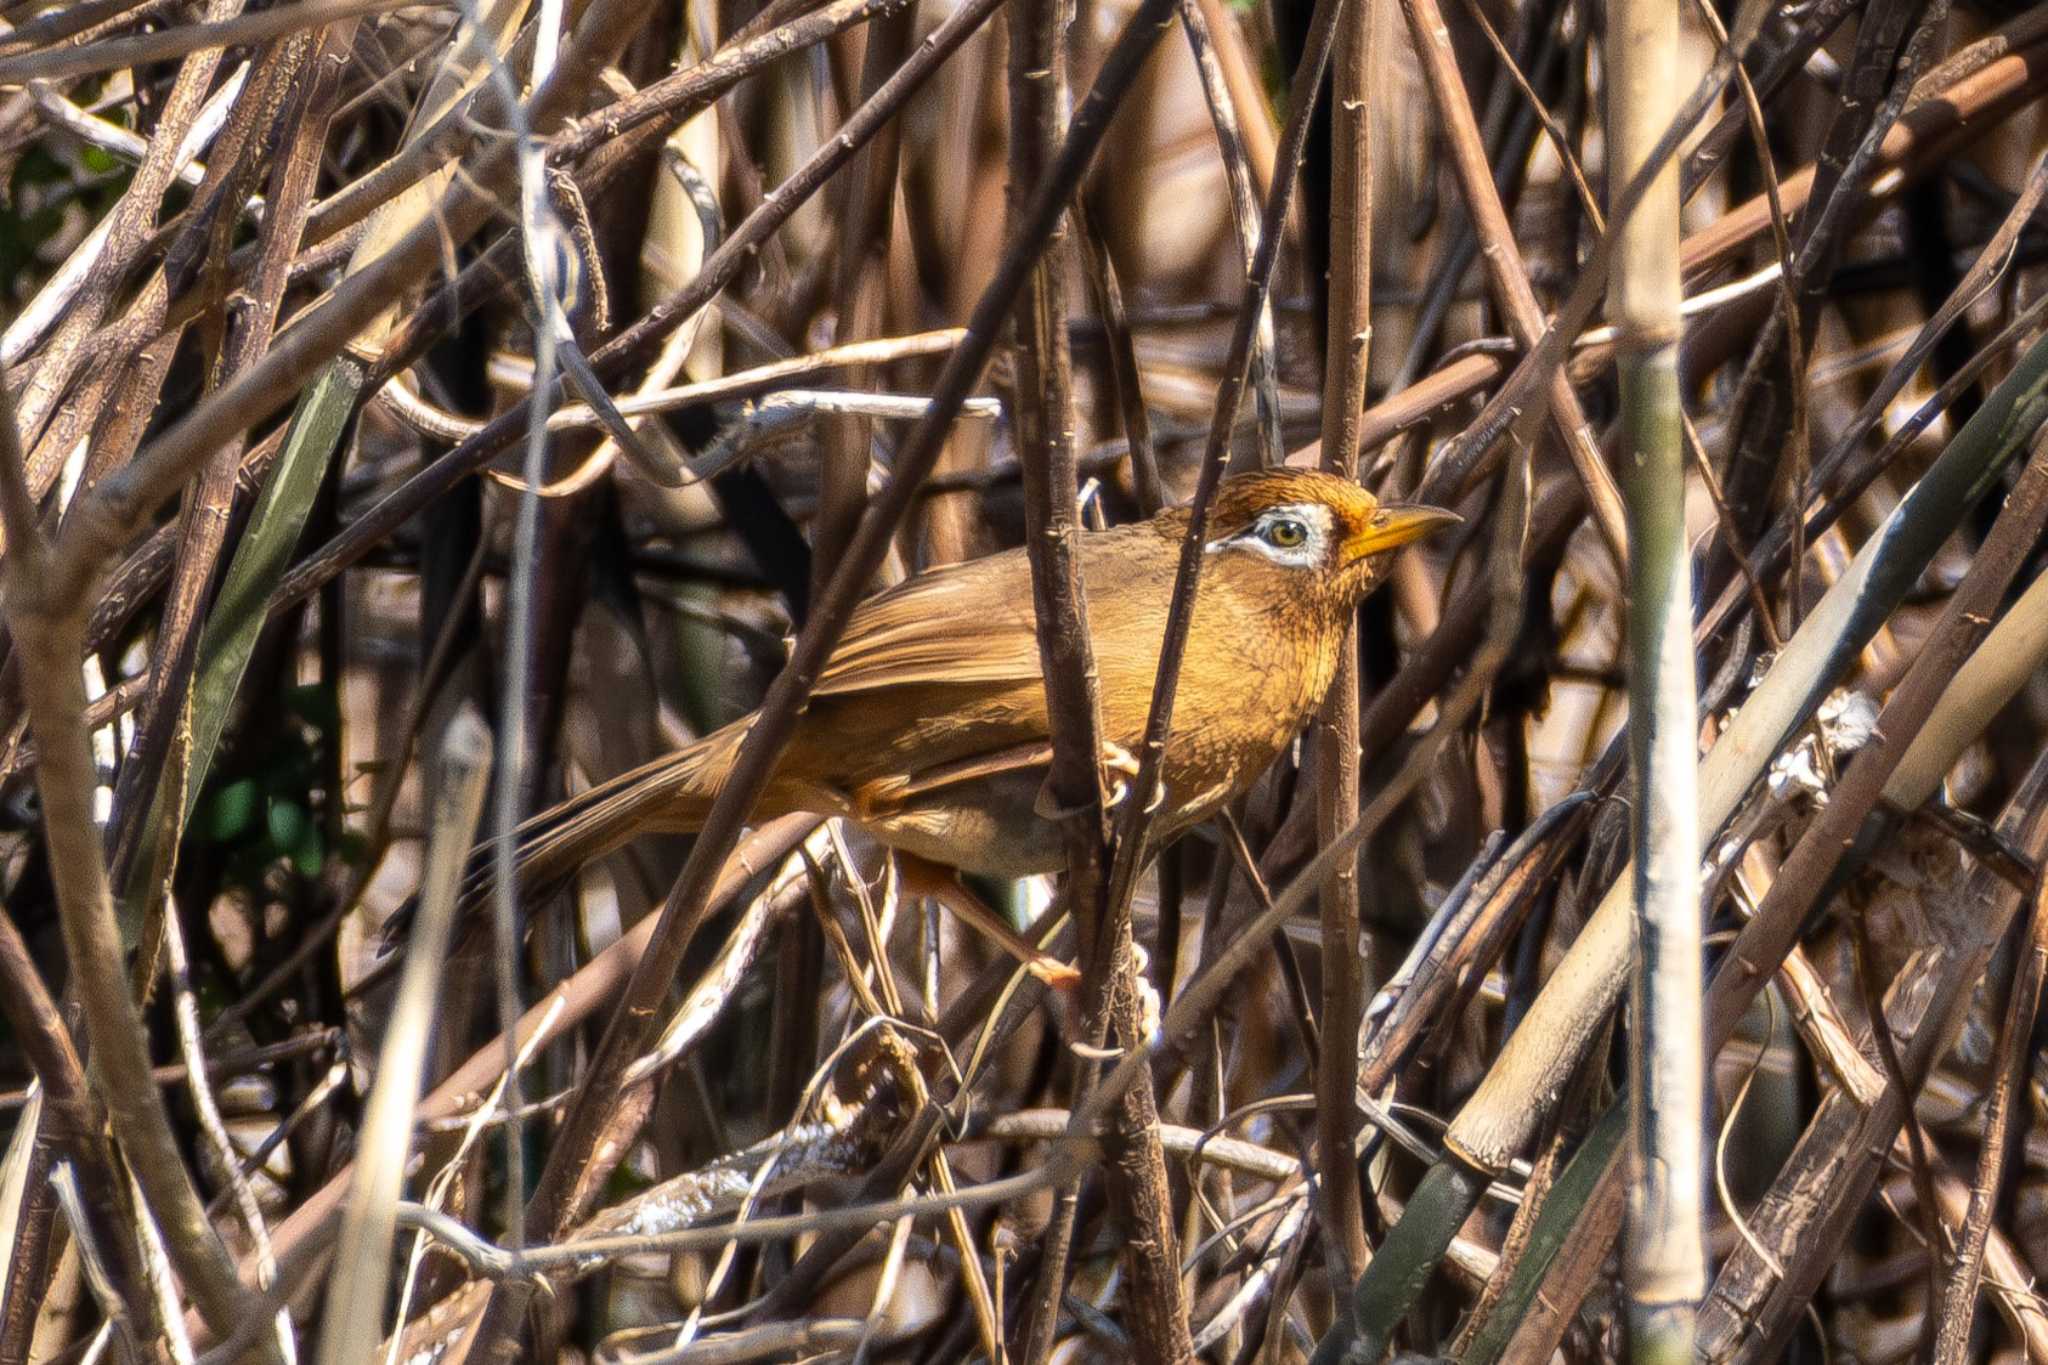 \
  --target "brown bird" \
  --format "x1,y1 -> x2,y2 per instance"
434,469 -> 1453,980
